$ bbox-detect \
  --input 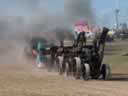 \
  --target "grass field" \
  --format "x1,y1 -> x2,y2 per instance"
103,40 -> 128,73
